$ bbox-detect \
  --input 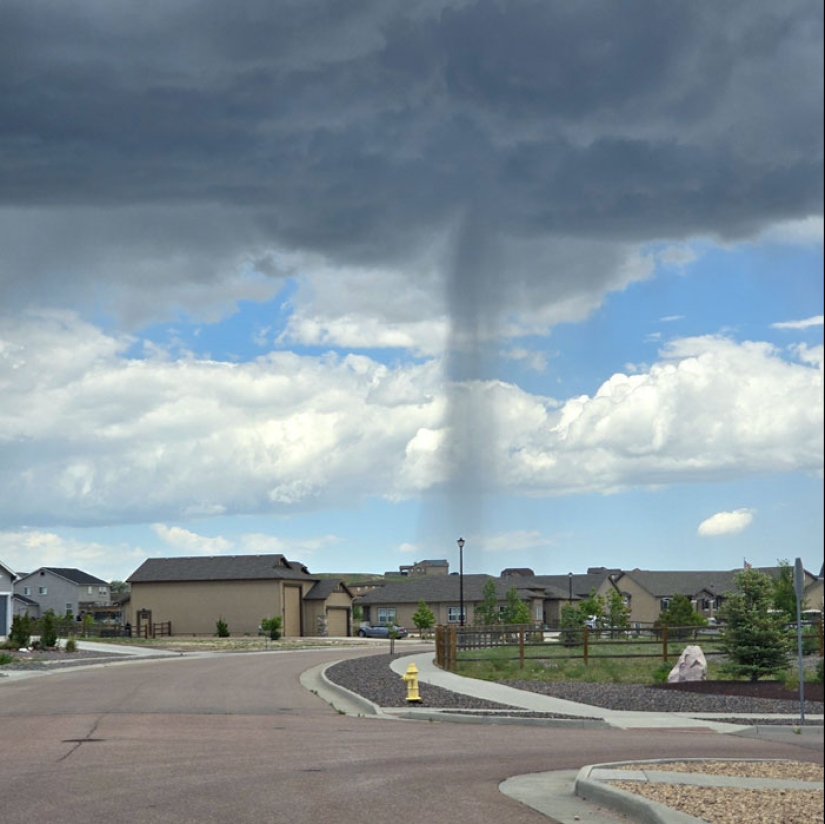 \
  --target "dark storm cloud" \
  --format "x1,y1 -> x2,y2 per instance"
2,1 -> 821,257
0,0 -> 822,340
